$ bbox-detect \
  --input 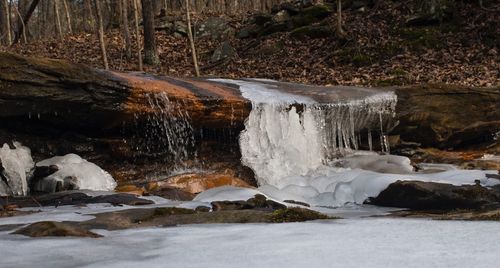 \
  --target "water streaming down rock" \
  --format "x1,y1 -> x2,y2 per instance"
132,92 -> 196,169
